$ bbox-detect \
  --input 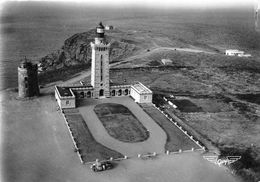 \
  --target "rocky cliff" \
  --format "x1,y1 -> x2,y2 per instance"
39,28 -> 138,71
